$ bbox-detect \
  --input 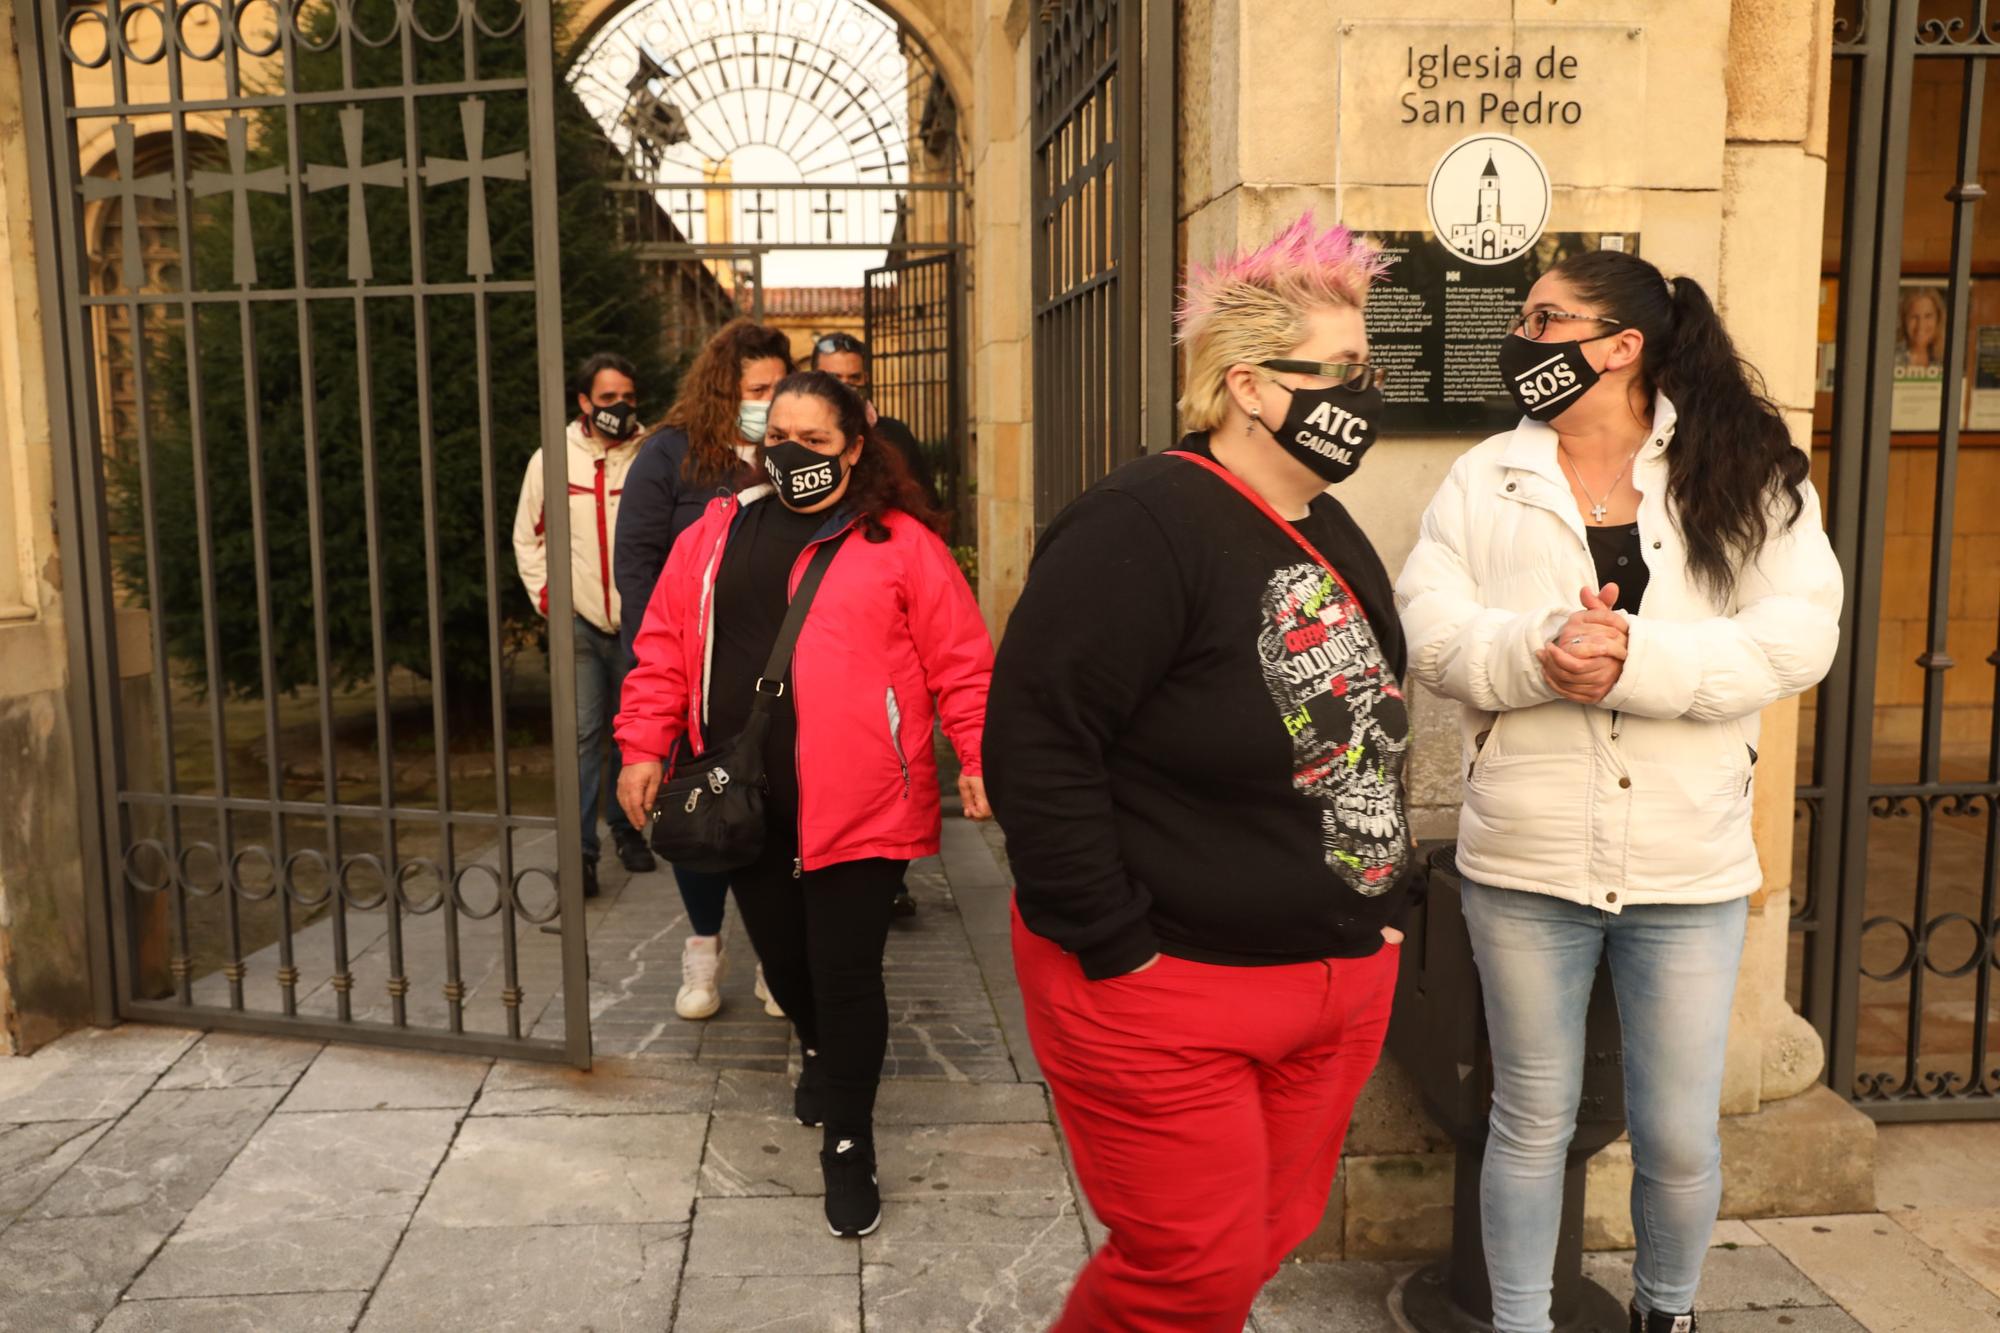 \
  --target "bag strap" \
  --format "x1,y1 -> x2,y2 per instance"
753,529 -> 850,702
1167,449 -> 1372,627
